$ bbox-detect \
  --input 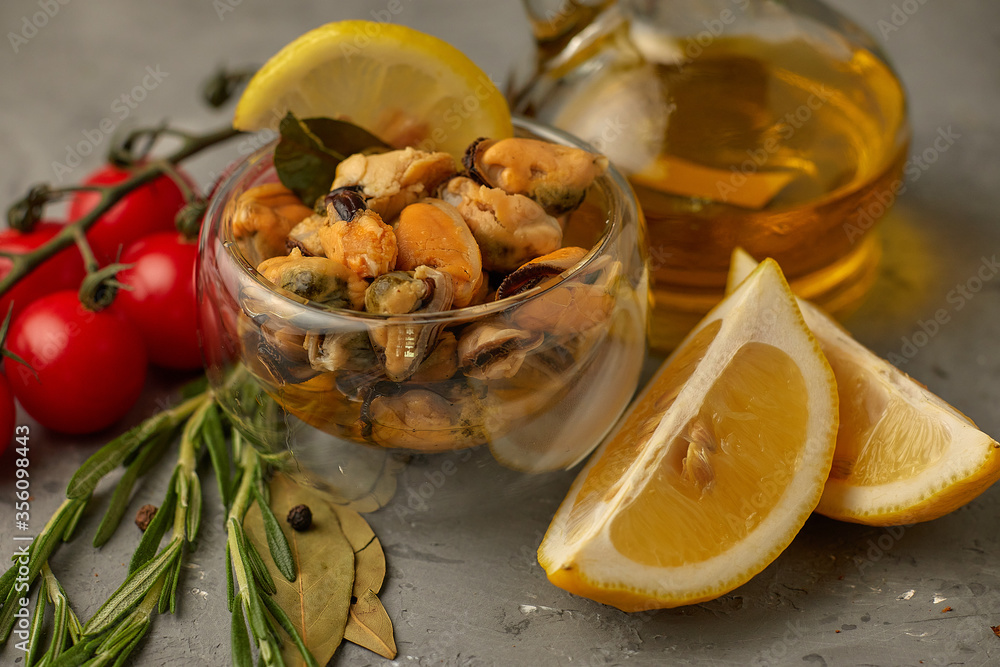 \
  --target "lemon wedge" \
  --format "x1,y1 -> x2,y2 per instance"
233,21 -> 513,160
727,249 -> 1000,526
538,260 -> 839,611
